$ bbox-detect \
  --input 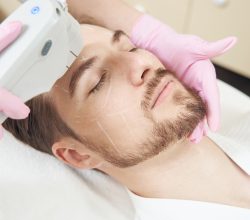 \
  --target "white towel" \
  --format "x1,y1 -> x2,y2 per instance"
0,131 -> 135,220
